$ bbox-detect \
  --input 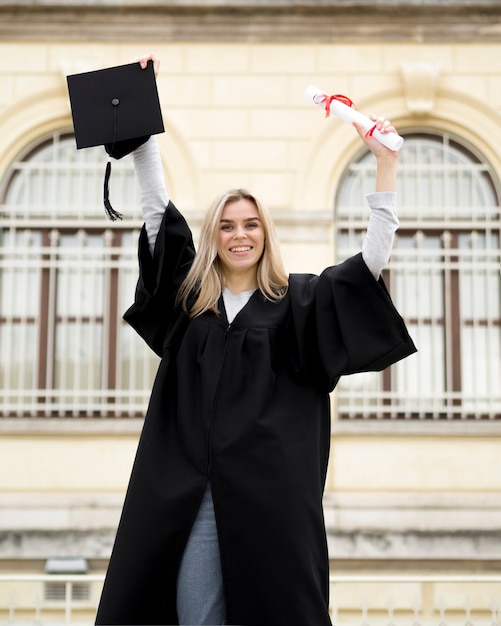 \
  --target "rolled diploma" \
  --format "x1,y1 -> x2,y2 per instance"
304,84 -> 404,152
